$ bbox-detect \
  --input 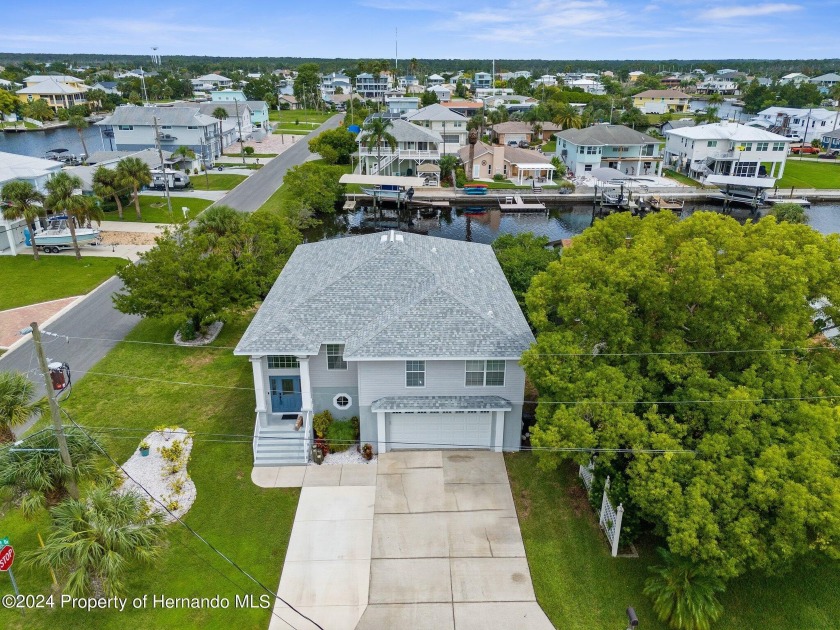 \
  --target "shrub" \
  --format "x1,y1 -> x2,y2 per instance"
326,420 -> 358,453
361,443 -> 373,460
179,319 -> 197,341
455,167 -> 467,188
193,168 -> 199,175
313,409 -> 334,439
158,439 -> 184,463
493,173 -> 506,182
244,146 -> 255,155
169,478 -> 185,494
